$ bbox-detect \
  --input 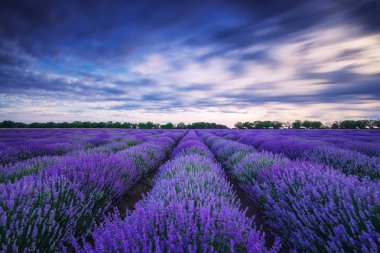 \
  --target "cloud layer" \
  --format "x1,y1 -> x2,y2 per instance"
0,0 -> 379,126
